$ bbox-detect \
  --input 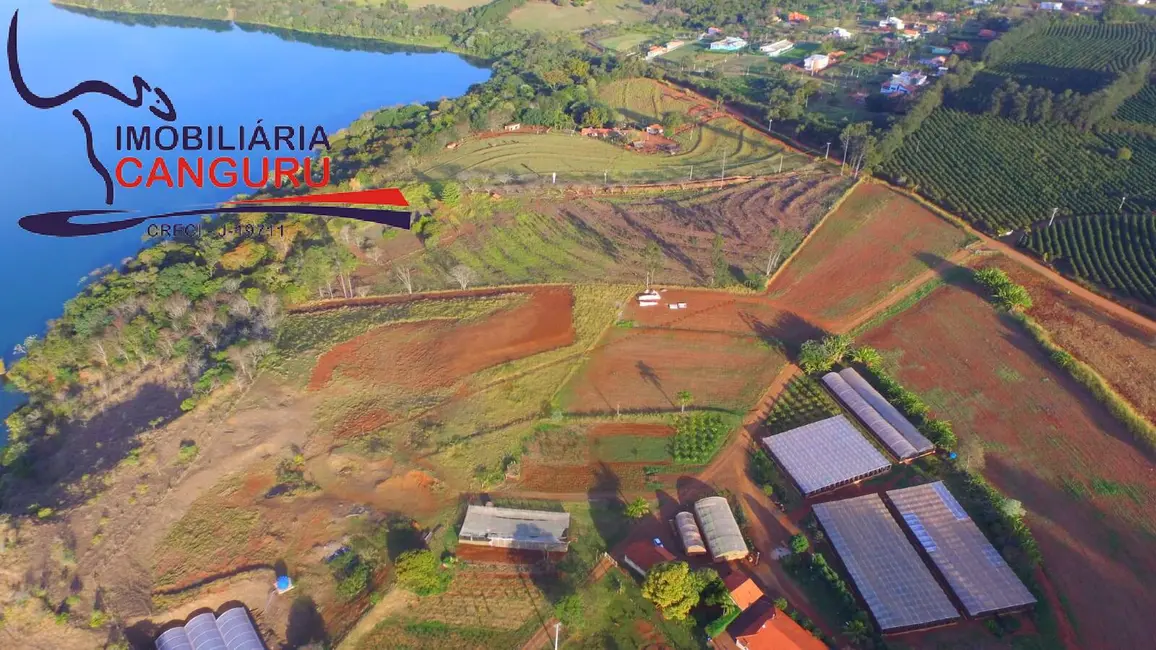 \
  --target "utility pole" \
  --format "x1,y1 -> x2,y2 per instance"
604,169 -> 608,184
721,150 -> 727,179
824,142 -> 831,160
552,172 -> 557,185
1047,207 -> 1059,227
767,118 -> 773,132
554,622 -> 562,650
778,154 -> 784,173
1120,195 -> 1127,211
689,165 -> 694,181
